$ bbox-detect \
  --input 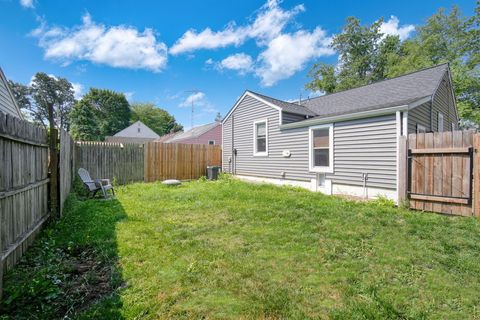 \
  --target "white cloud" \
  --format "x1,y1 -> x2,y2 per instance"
71,82 -> 84,99
179,92 -> 205,107
169,0 -> 303,55
380,16 -> 415,41
218,53 -> 253,74
179,92 -> 218,114
20,0 -> 34,8
124,91 -> 134,101
31,14 -> 168,72
256,28 -> 334,86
